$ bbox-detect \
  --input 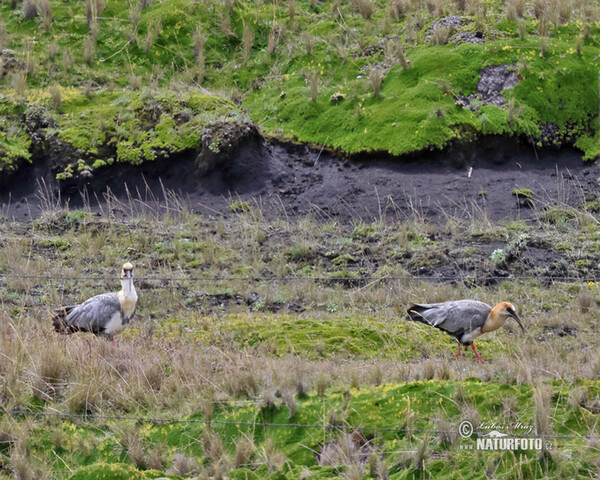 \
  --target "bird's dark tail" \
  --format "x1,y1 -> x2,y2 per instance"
52,306 -> 77,334
406,303 -> 431,325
